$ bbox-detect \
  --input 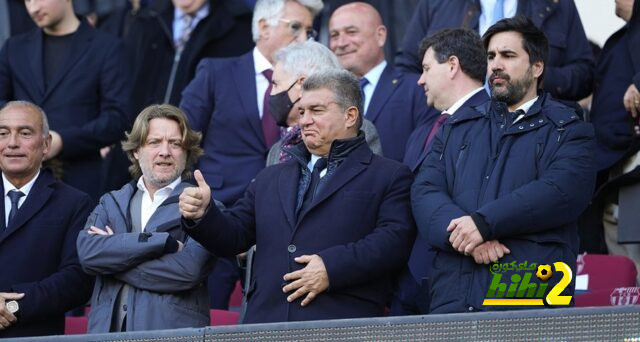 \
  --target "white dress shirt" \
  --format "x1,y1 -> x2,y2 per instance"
253,47 -> 273,119
308,154 -> 328,178
136,176 -> 182,231
361,60 -> 387,115
3,171 -> 39,226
